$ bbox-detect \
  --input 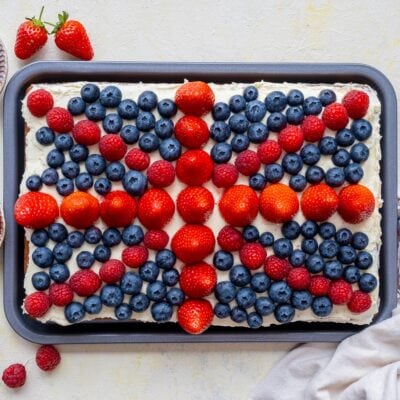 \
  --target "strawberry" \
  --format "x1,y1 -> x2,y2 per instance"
259,183 -> 299,223
328,279 -> 352,305
14,7 -> 48,60
122,246 -> 149,269
239,243 -> 266,270
143,230 -> 169,250
176,149 -> 214,186
69,269 -> 101,297
177,186 -> 214,224
53,12 -> 93,60
175,81 -> 215,117
177,299 -> 214,335
217,225 -> 244,252
219,185 -> 259,227
48,283 -> 73,306
2,364 -> 26,388
301,115 -> 325,142
99,259 -> 125,283
24,292 -> 51,318
287,267 -> 311,290
309,276 -> 331,297
264,256 -> 291,280
347,290 -> 372,313
342,90 -> 369,119
322,103 -> 349,131
171,224 -> 215,264
125,148 -> 150,171
234,150 -> 261,176
100,191 -> 137,227
27,89 -> 54,117
278,125 -> 304,153
147,160 -> 175,188
60,192 -> 100,229
15,192 -> 59,229
257,140 -> 282,165
212,163 -> 239,188
179,262 -> 217,298
46,107 -> 74,133
72,120 -> 101,145
300,183 -> 339,222
137,188 -> 175,229
174,116 -> 209,148
337,184 -> 375,224
36,345 -> 61,372
99,134 -> 127,161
